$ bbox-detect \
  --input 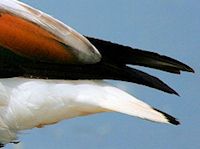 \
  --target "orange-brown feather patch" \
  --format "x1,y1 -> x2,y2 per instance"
0,13 -> 76,63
